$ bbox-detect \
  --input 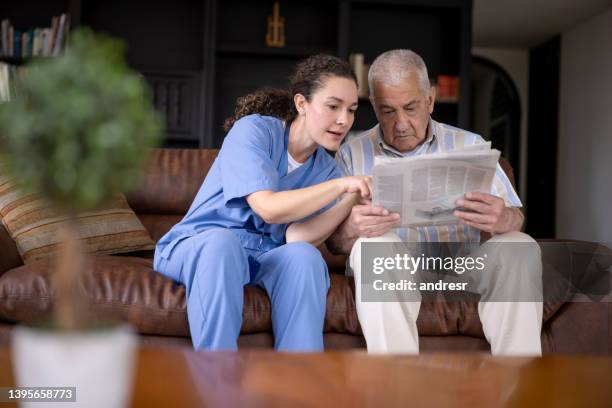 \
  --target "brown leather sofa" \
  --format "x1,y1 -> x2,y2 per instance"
1,148 -> 610,353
